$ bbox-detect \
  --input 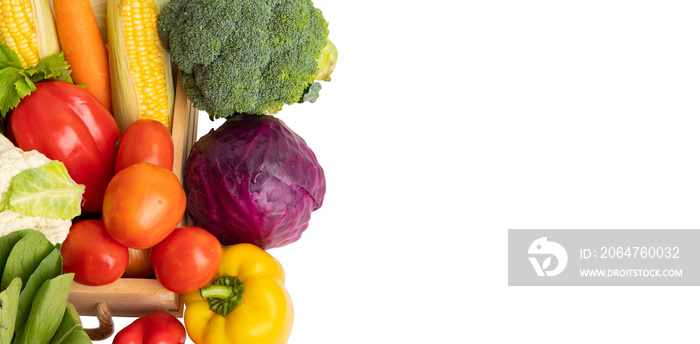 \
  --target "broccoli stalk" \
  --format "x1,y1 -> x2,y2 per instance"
315,39 -> 338,82
158,0 -> 335,119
